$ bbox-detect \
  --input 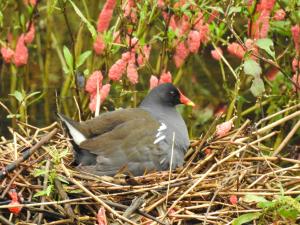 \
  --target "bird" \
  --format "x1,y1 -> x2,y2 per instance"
58,83 -> 195,176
